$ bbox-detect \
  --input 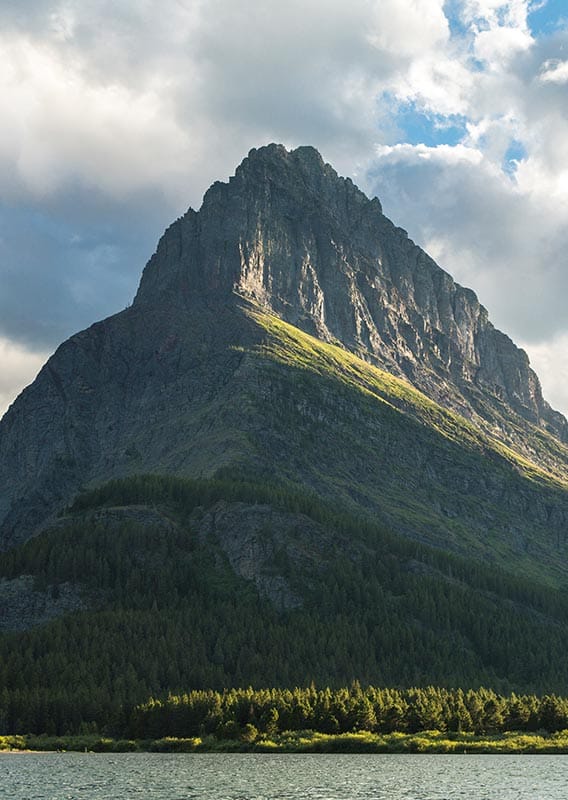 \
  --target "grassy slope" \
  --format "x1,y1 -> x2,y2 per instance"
231,306 -> 568,586
251,307 -> 568,488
